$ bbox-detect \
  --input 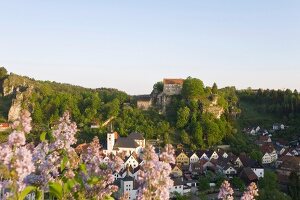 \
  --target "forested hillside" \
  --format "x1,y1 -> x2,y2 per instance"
237,88 -> 300,141
0,68 -> 245,149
